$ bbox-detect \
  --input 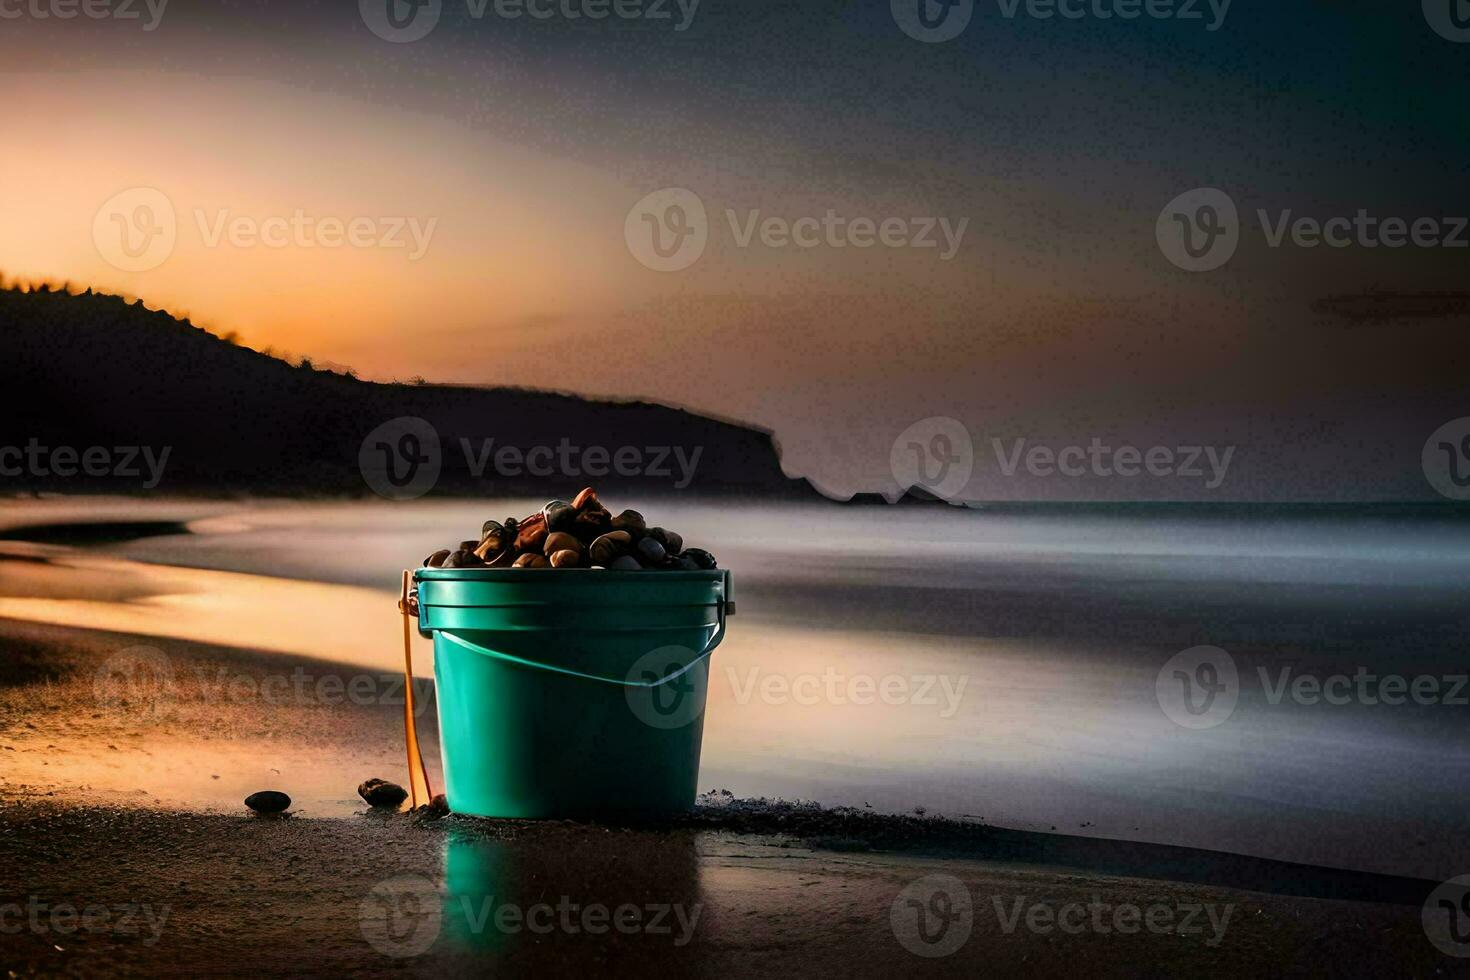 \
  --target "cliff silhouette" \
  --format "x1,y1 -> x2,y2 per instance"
0,284 -> 810,498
